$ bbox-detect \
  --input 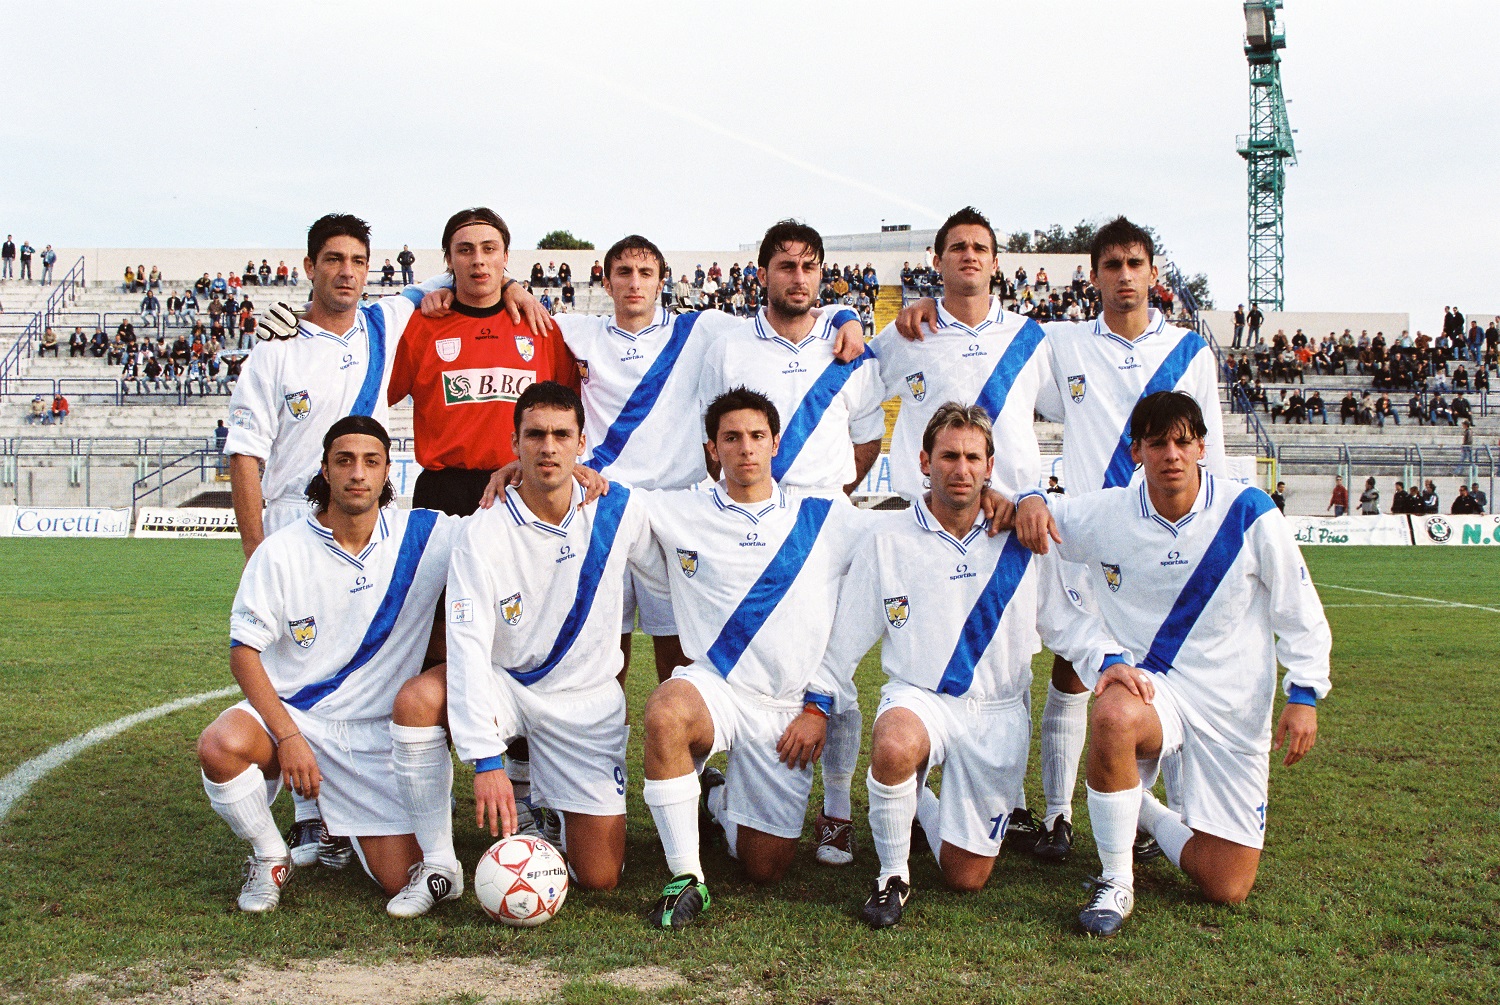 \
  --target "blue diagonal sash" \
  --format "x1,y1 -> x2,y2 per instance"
1101,329 -> 1208,488
350,303 -> 388,417
706,496 -> 833,676
973,319 -> 1047,420
936,533 -> 1034,696
1139,489 -> 1276,674
511,484 -> 631,685
771,349 -> 875,481
286,509 -> 438,710
585,313 -> 701,473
